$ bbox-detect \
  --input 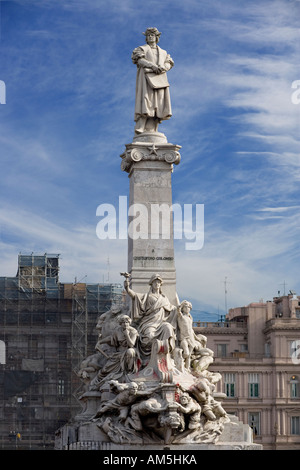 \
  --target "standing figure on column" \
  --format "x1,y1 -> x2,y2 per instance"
132,27 -> 174,134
